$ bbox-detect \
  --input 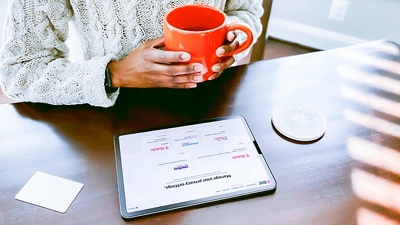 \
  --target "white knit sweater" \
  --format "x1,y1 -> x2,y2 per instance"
0,0 -> 263,107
